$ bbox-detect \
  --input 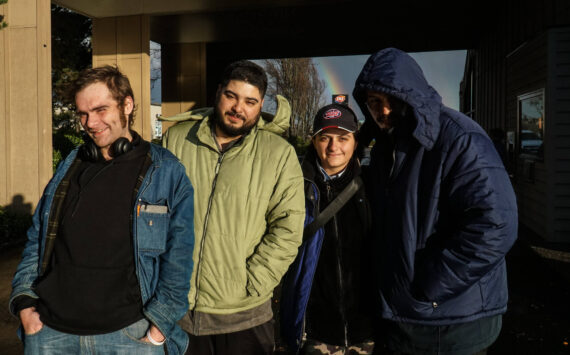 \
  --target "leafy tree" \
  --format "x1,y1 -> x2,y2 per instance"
262,58 -> 325,141
0,0 -> 7,29
51,5 -> 91,170
52,4 -> 92,110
